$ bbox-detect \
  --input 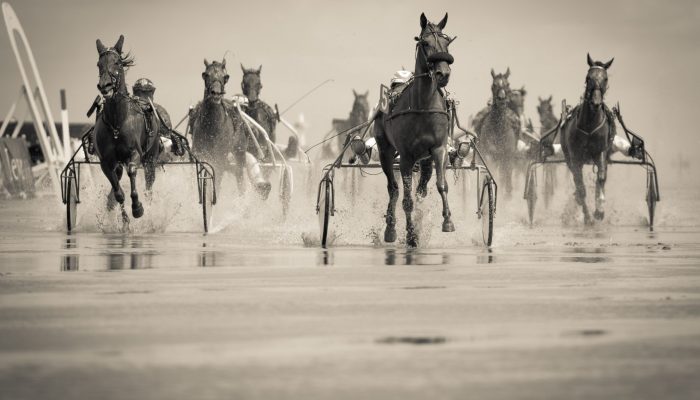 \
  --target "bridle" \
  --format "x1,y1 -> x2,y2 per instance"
414,25 -> 455,80
577,66 -> 609,136
97,48 -> 124,95
204,65 -> 229,98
